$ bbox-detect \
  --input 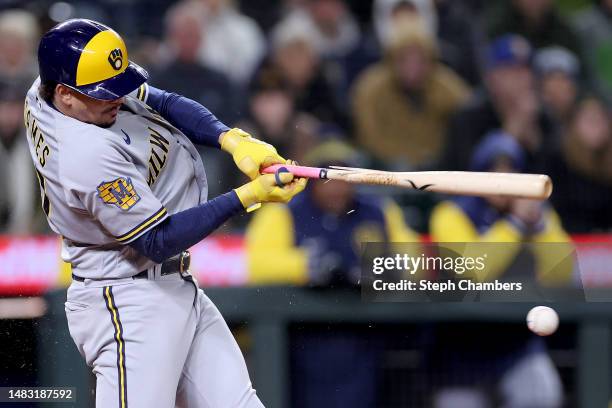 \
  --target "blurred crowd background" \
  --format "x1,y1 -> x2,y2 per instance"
1,1 -> 612,407
1,0 -> 611,237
